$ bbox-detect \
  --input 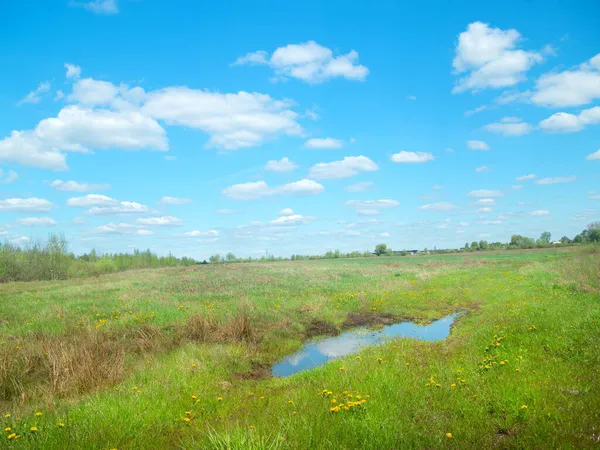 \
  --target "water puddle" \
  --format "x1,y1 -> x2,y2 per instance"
272,314 -> 457,377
